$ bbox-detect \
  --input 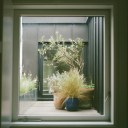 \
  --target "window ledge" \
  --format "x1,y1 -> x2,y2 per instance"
19,101 -> 99,116
11,121 -> 114,127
